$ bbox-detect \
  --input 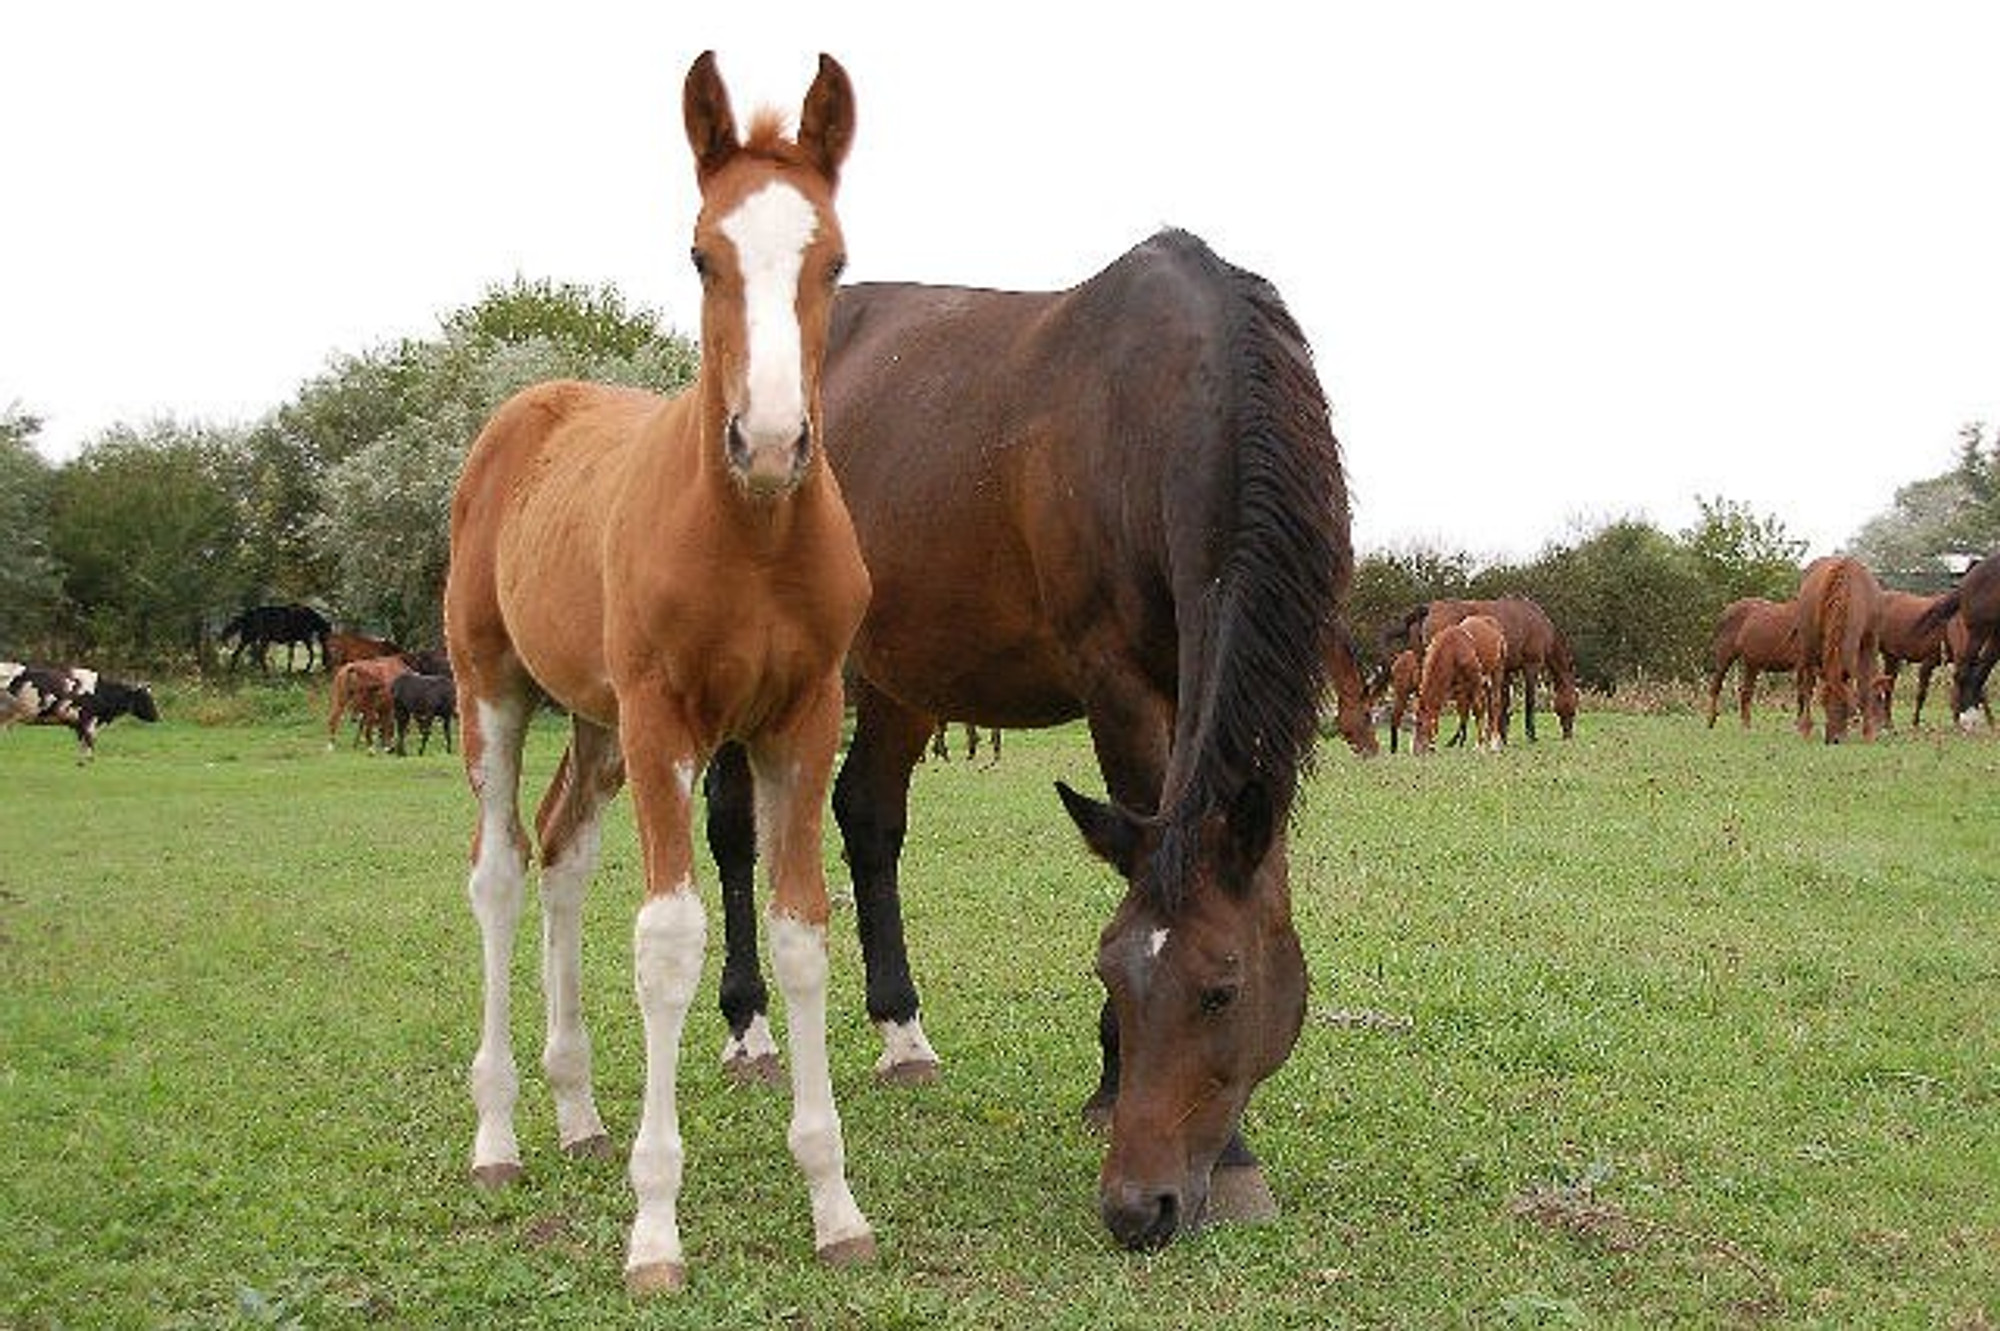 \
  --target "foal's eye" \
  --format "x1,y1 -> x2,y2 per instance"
690,247 -> 711,280
1198,985 -> 1238,1015
826,253 -> 848,286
